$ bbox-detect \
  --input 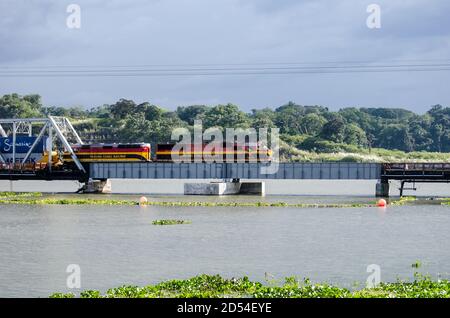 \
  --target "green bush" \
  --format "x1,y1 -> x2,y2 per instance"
49,274 -> 450,298
300,137 -> 361,153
